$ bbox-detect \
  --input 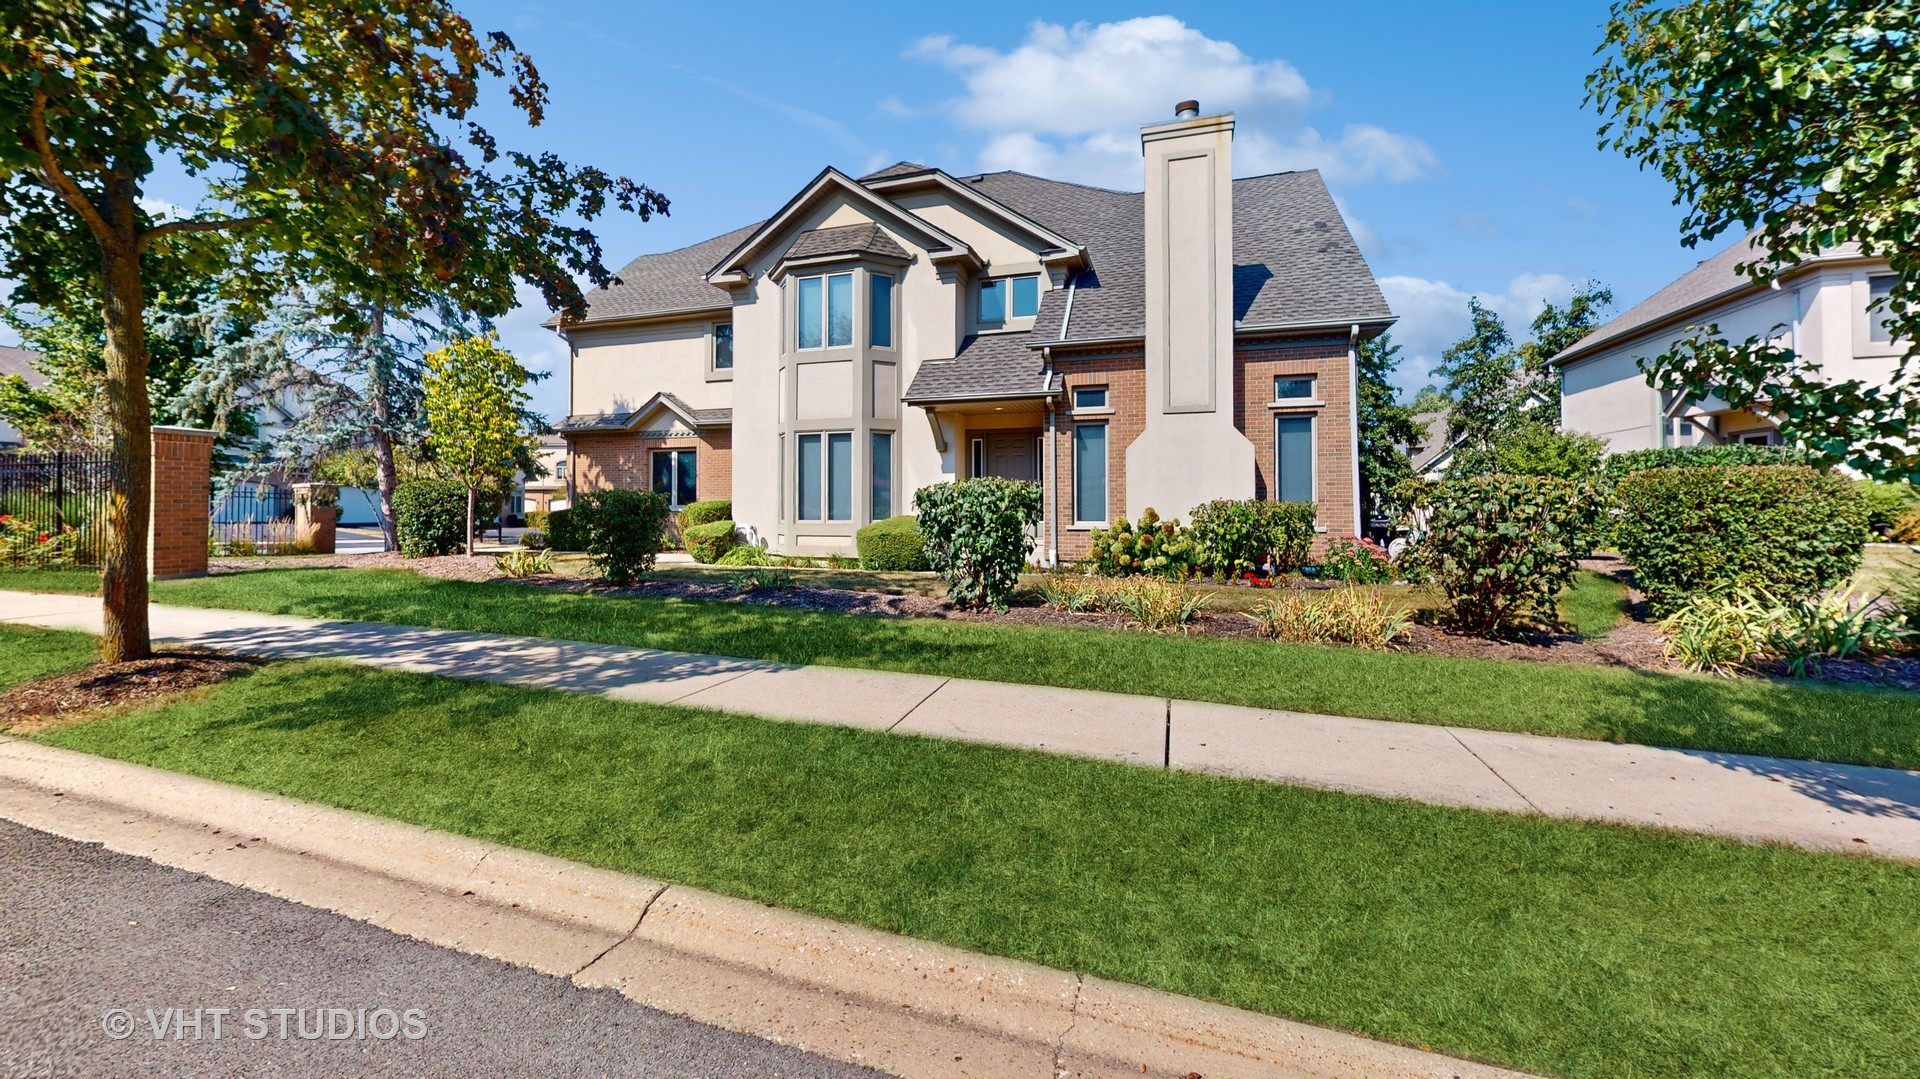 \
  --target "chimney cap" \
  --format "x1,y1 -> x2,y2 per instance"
1174,100 -> 1200,119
